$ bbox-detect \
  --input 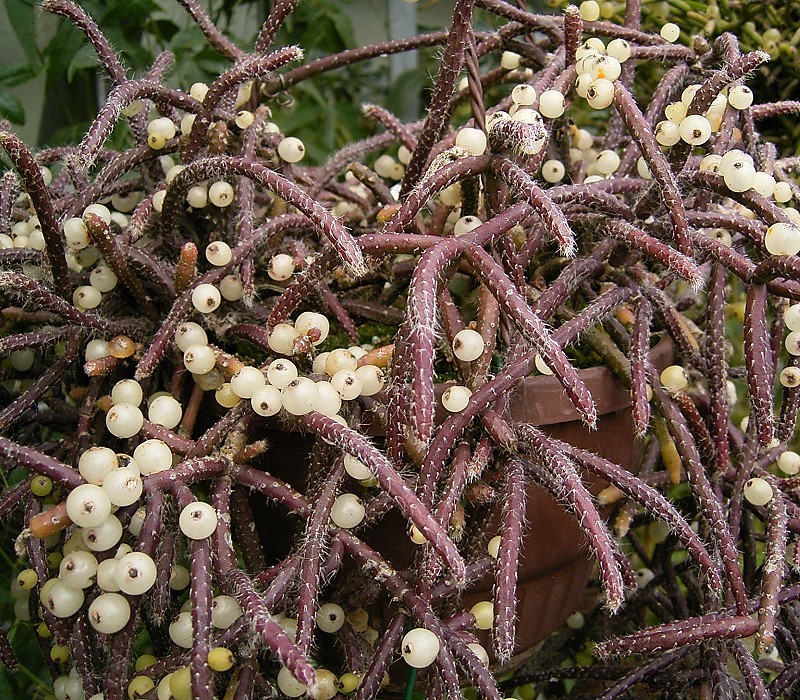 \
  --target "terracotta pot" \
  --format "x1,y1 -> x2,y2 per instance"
460,334 -> 673,655
248,336 -> 672,660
